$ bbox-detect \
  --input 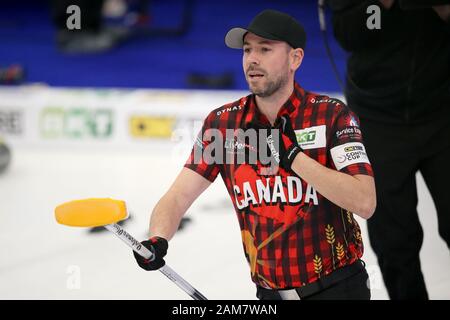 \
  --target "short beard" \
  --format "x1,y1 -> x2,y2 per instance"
250,73 -> 289,98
